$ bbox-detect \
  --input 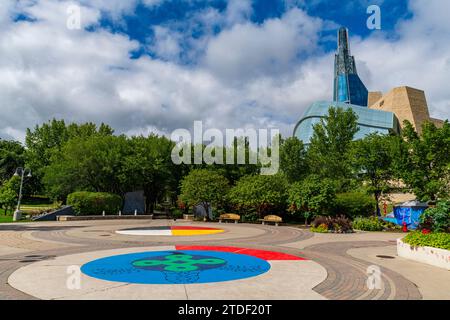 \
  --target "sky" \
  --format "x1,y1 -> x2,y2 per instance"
0,0 -> 449,142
